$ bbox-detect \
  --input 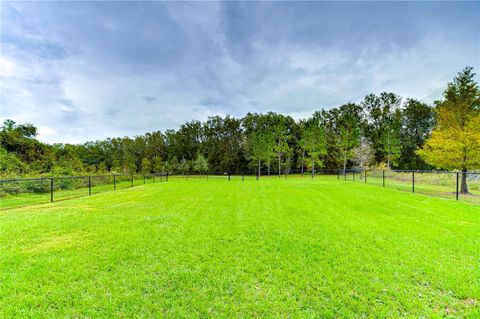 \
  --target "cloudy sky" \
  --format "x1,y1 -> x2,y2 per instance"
1,1 -> 479,144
